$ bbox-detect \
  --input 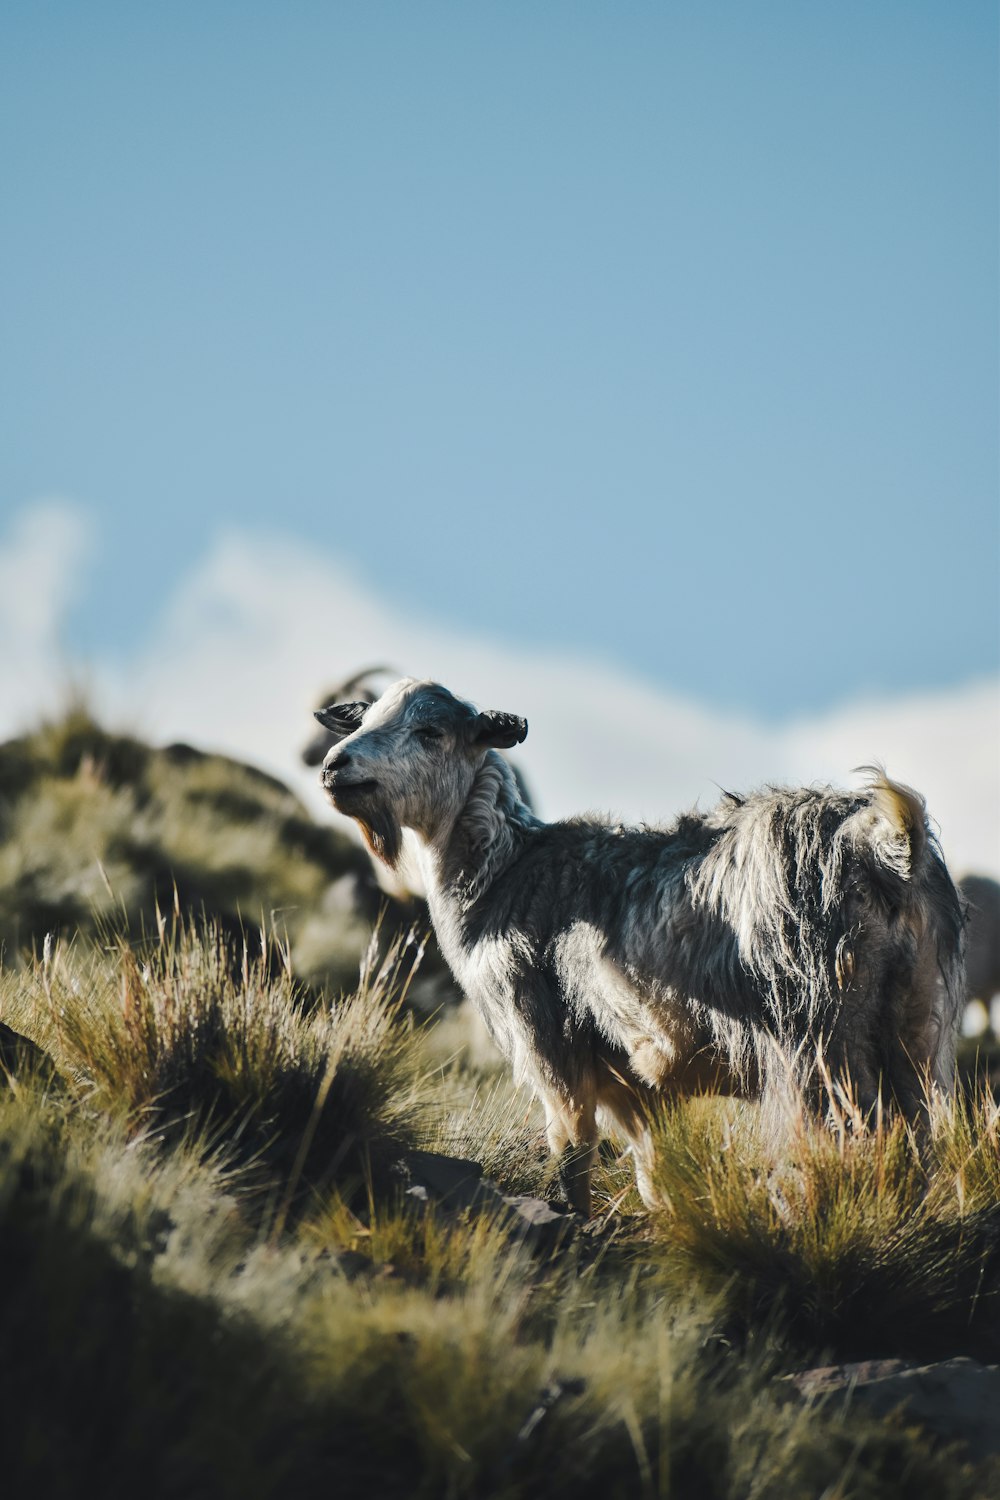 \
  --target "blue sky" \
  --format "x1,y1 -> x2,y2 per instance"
2,2 -> 997,718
